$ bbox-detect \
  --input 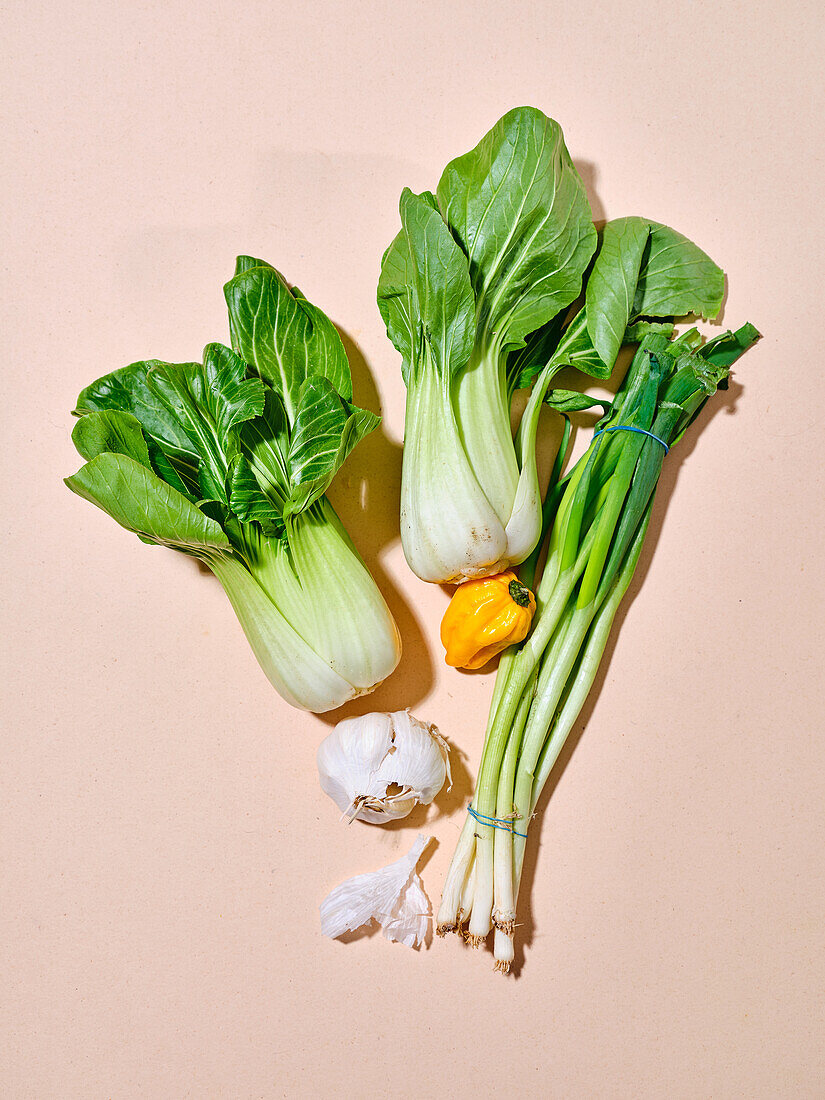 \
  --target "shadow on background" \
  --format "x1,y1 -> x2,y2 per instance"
574,160 -> 606,225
